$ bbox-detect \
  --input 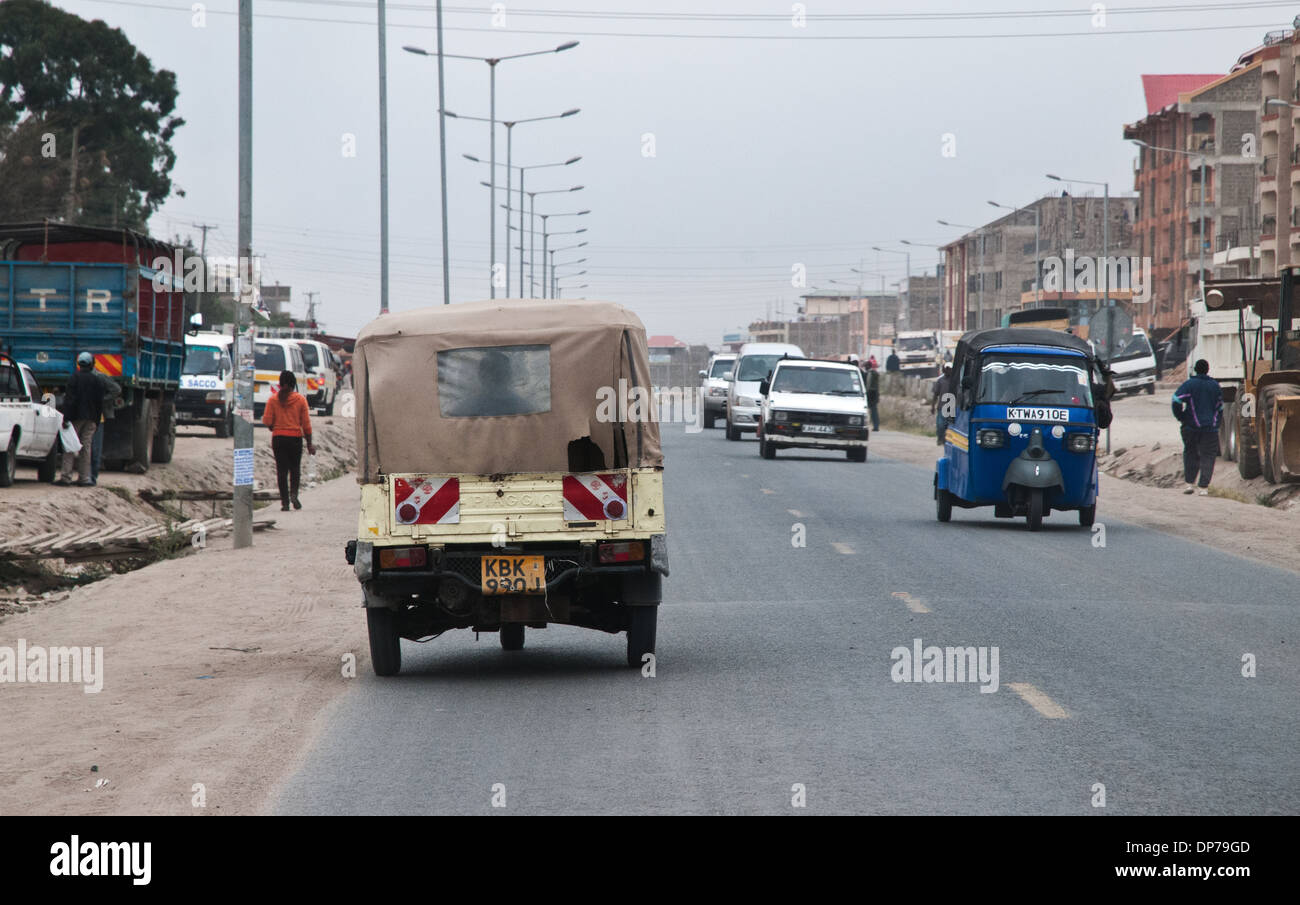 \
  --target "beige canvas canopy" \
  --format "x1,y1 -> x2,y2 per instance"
353,299 -> 663,482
